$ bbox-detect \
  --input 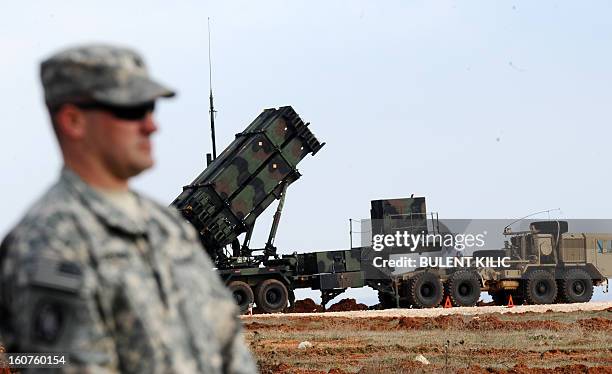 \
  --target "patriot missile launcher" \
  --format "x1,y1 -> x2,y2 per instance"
172,106 -> 324,268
